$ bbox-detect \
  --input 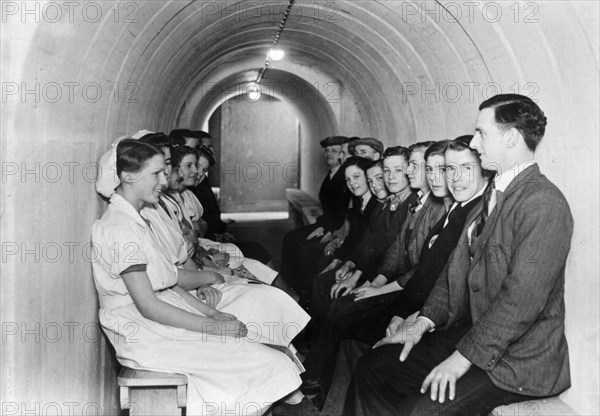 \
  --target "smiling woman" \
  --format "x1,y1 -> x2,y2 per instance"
116,140 -> 167,210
